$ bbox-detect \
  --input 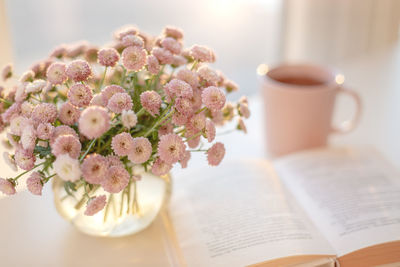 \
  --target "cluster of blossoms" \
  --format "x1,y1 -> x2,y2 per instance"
0,25 -> 250,216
